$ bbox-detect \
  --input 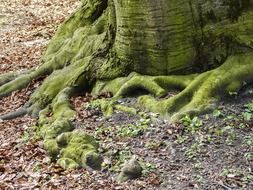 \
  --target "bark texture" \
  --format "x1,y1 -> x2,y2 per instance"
1,0 -> 253,169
